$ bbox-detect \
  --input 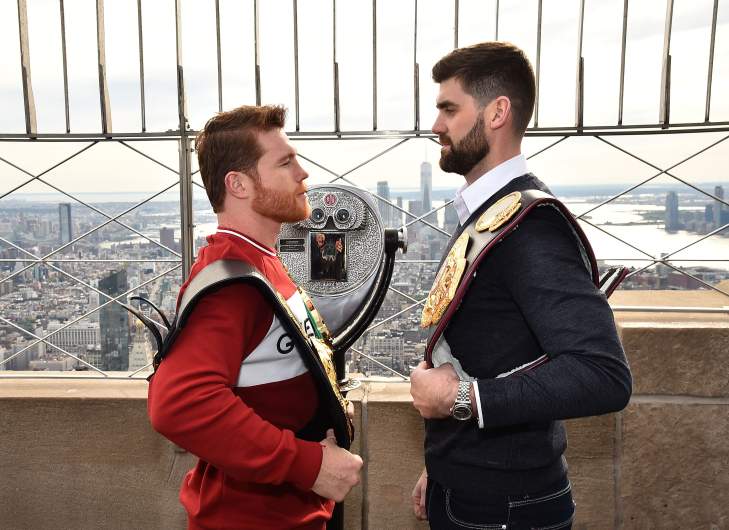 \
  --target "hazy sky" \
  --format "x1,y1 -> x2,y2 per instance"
1,0 -> 728,196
